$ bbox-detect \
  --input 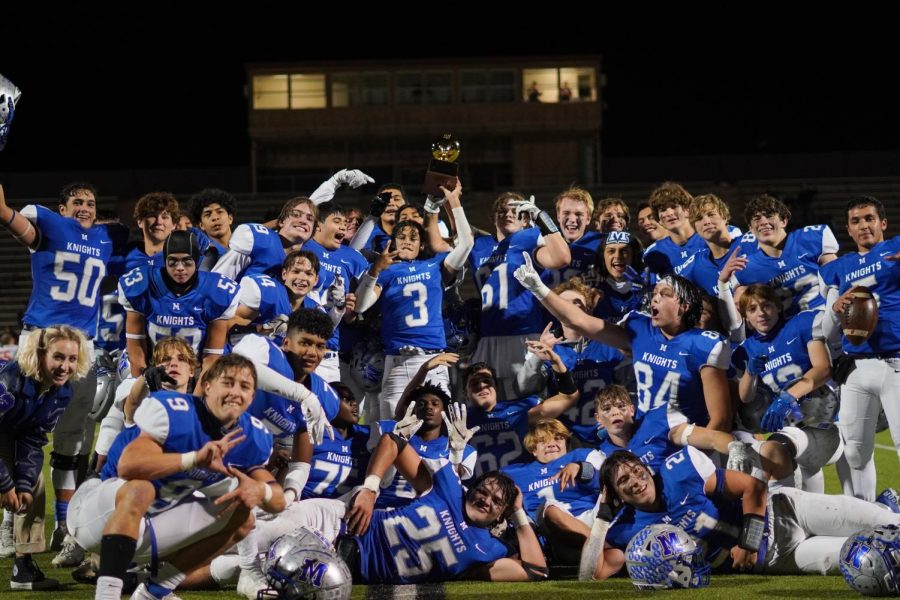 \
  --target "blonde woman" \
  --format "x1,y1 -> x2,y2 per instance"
0,325 -> 90,590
